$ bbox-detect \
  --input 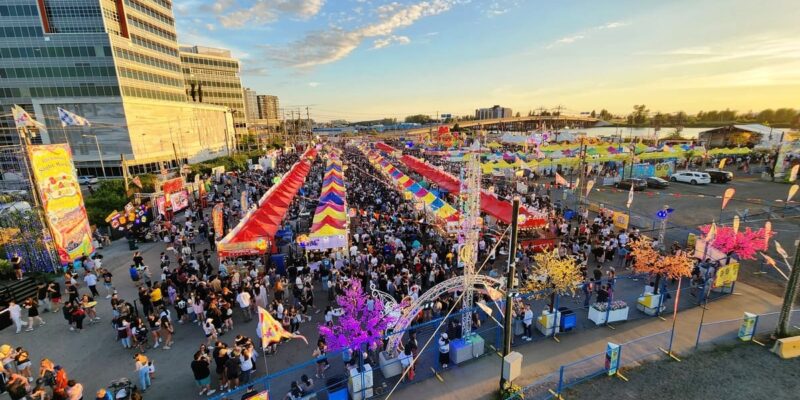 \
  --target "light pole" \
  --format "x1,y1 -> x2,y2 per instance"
500,197 -> 521,390
82,134 -> 106,179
